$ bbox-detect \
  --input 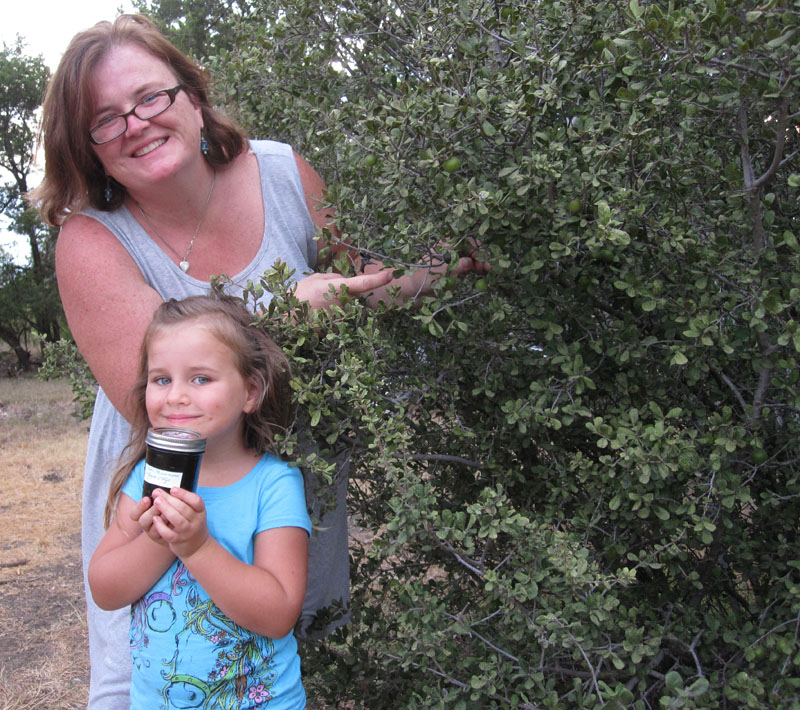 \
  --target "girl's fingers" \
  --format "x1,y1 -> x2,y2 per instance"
168,487 -> 204,512
129,495 -> 153,521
